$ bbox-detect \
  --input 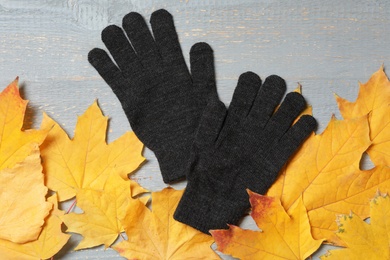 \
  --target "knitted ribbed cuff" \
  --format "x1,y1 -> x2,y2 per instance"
173,182 -> 249,234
